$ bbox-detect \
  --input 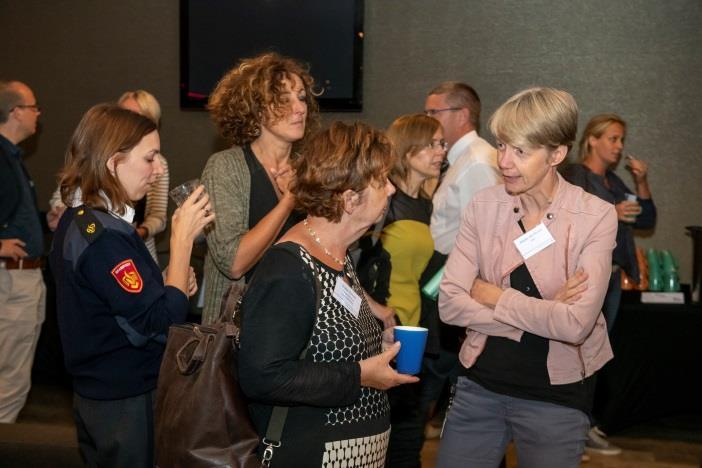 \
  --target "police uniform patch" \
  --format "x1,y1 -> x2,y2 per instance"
111,259 -> 143,293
